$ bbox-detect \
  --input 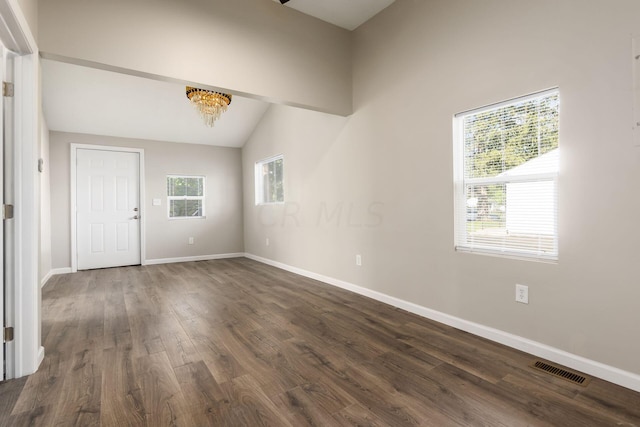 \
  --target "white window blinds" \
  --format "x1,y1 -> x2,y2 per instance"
453,89 -> 559,261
